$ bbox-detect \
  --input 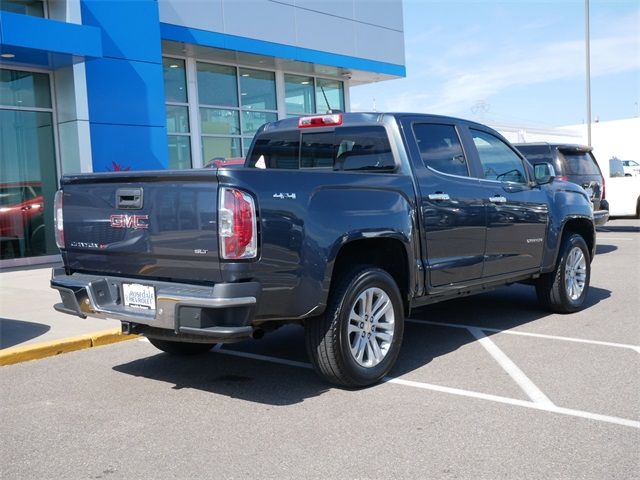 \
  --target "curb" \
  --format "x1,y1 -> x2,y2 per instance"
0,328 -> 138,366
